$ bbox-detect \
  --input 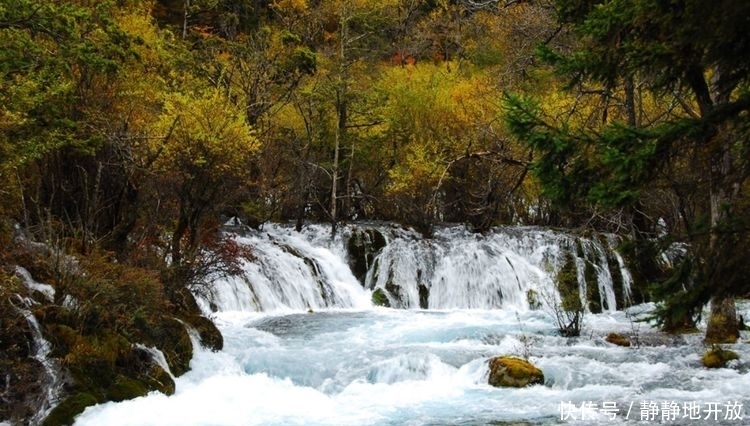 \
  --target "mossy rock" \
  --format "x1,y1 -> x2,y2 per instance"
105,374 -> 149,402
42,392 -> 99,426
347,228 -> 387,284
384,272 -> 405,308
556,251 -> 583,313
186,314 -> 223,351
418,283 -> 429,309
488,356 -> 544,388
142,363 -> 176,395
705,302 -> 740,344
371,288 -> 390,307
169,286 -> 202,316
701,347 -> 739,368
148,317 -> 193,376
605,332 -> 631,347
162,319 -> 194,376
123,346 -> 176,395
